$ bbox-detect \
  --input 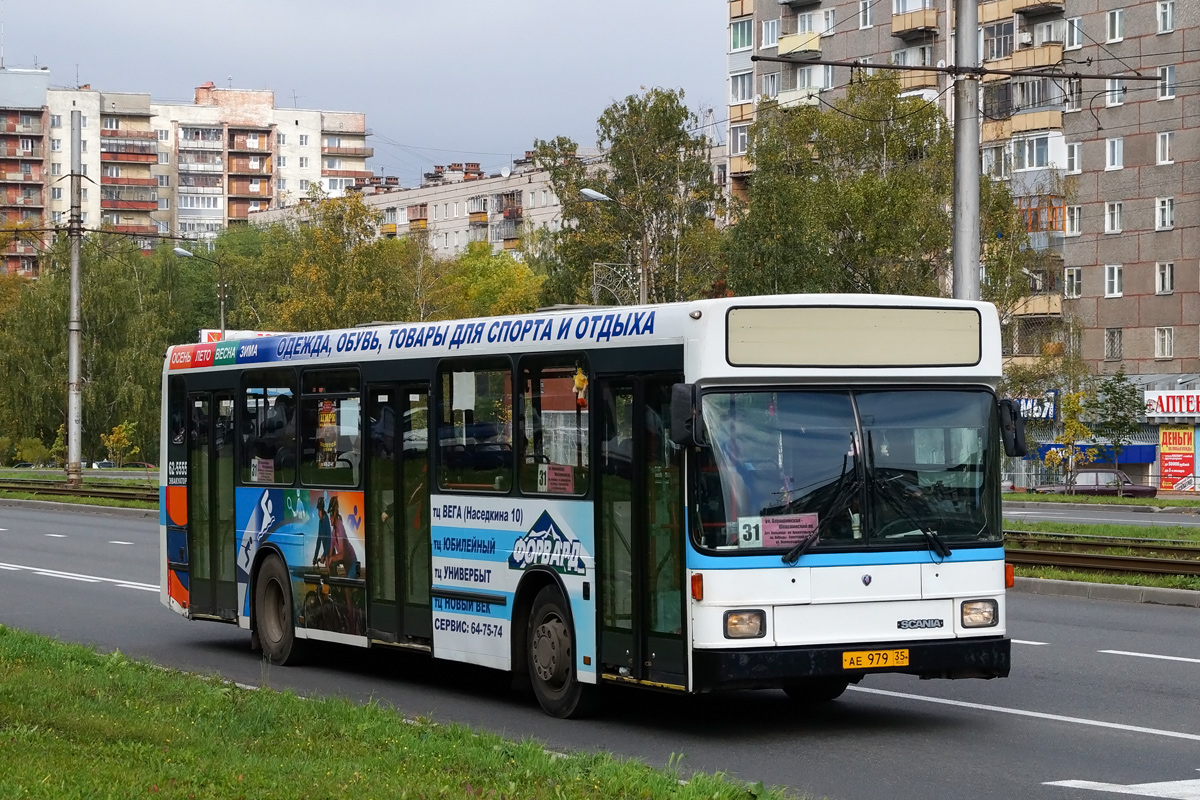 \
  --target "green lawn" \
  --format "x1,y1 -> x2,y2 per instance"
0,626 -> 791,800
1007,492 -> 1200,508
